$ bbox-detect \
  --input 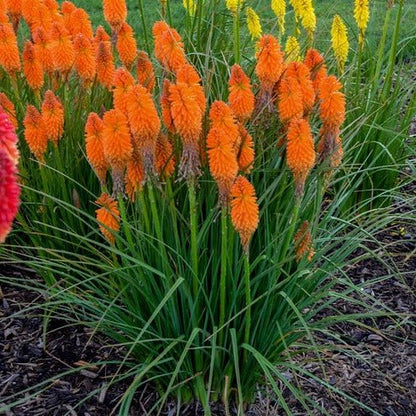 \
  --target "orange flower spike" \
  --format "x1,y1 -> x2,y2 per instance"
0,108 -> 19,165
287,61 -> 315,115
95,192 -> 120,244
304,48 -> 328,94
136,51 -> 155,93
255,34 -> 285,92
126,84 -> 161,173
21,0 -> 40,29
317,131 -> 343,169
85,112 -> 108,185
32,2 -> 53,33
286,118 -> 316,196
103,0 -> 127,34
5,0 -> 22,31
50,21 -> 75,74
176,63 -> 206,115
277,70 -> 303,123
41,91 -> 64,146
153,21 -> 187,72
96,41 -> 115,89
112,67 -> 135,114
102,109 -> 133,194
23,105 -> 48,162
161,79 -> 175,134
0,23 -> 21,75
228,64 -> 255,122
67,8 -> 94,40
294,221 -> 314,262
74,34 -> 96,86
116,22 -> 137,69
231,176 -> 260,254
209,100 -> 239,147
155,133 -> 175,179
61,1 -> 76,16
125,153 -> 145,200
318,75 -> 346,128
32,27 -> 54,75
23,41 -> 44,91
94,25 -> 111,50
0,93 -> 17,129
237,123 -> 255,174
